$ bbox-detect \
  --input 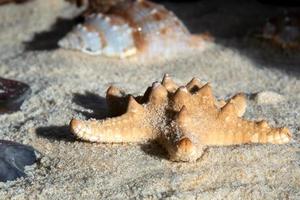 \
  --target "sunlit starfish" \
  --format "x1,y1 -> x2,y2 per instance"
70,75 -> 292,162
